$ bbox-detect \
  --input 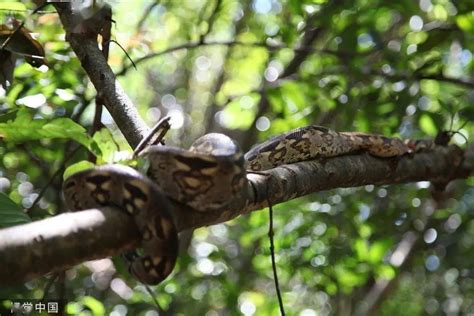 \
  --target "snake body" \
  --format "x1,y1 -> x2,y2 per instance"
63,165 -> 178,284
63,125 -> 412,284
142,133 -> 246,212
245,126 -> 409,171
